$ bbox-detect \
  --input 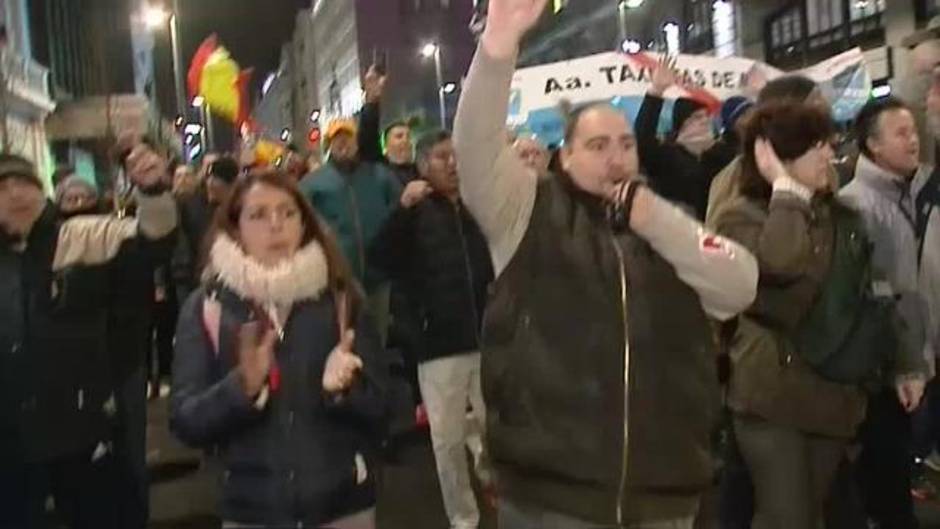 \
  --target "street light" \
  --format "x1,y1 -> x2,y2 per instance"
143,6 -> 169,29
621,39 -> 642,54
420,42 -> 446,128
421,43 -> 438,58
142,2 -> 187,122
442,82 -> 457,94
